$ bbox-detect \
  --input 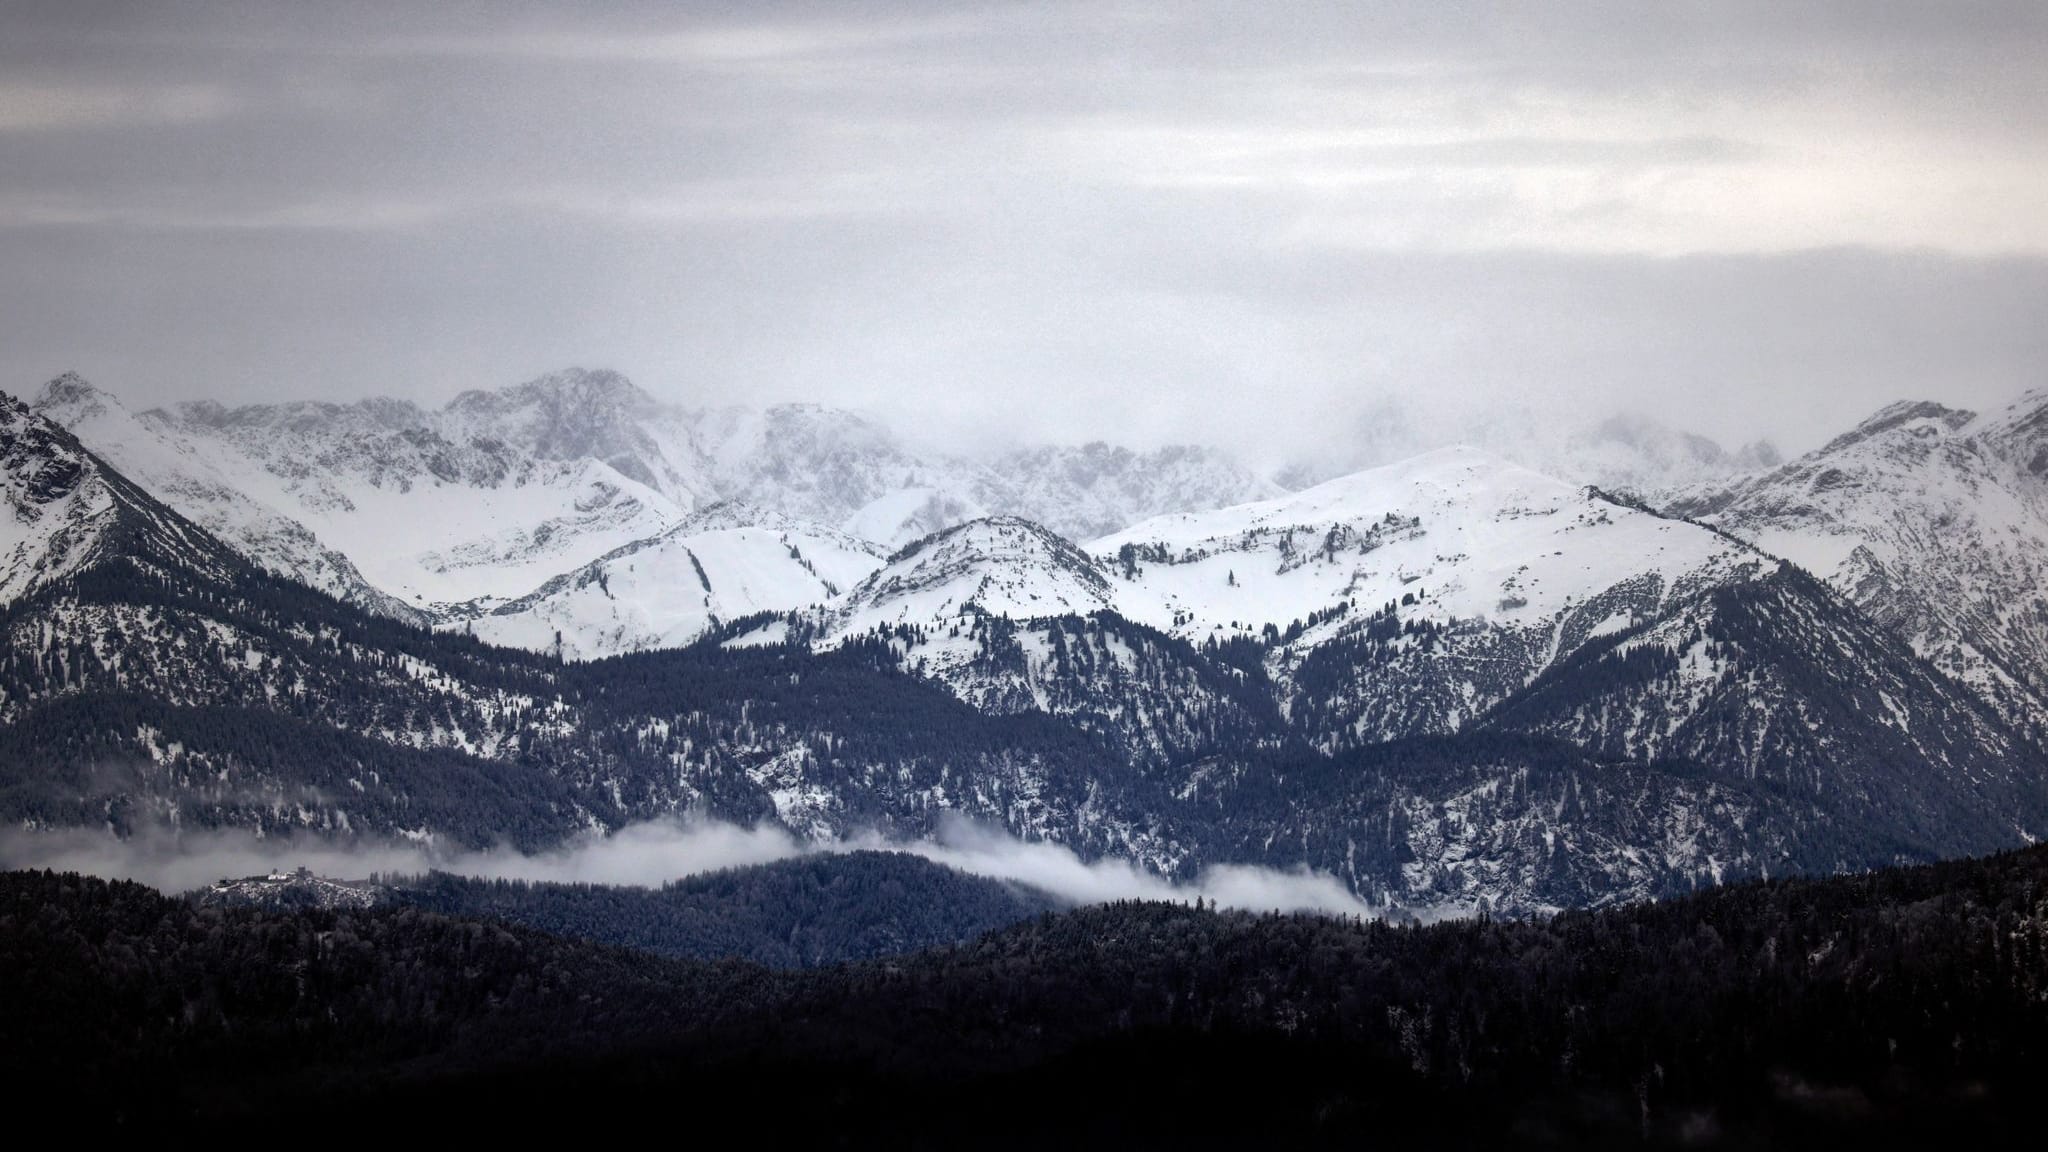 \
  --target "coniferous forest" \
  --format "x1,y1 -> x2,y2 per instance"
382,851 -> 1063,966
8,843 -> 2048,1147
